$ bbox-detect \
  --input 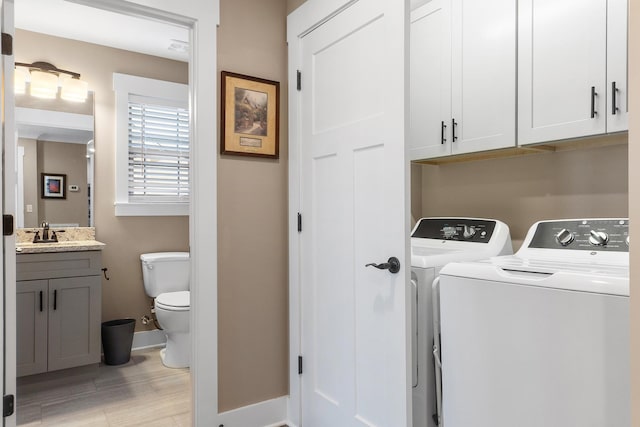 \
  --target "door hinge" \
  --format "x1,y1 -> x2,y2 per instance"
298,355 -> 303,375
296,70 -> 302,91
297,213 -> 302,233
3,394 -> 14,417
3,214 -> 14,236
1,33 -> 12,56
